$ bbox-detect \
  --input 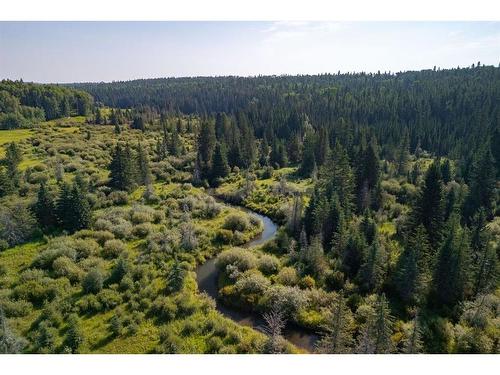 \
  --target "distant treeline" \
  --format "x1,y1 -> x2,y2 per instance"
0,80 -> 93,129
72,65 -> 500,159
